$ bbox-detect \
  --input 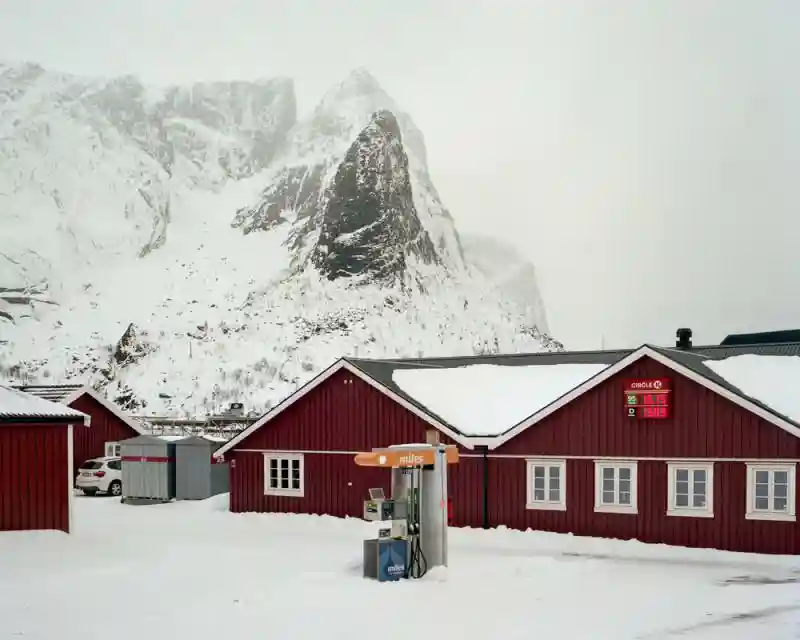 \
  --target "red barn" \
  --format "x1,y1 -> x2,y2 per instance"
215,333 -> 800,555
13,384 -> 145,478
0,386 -> 90,533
